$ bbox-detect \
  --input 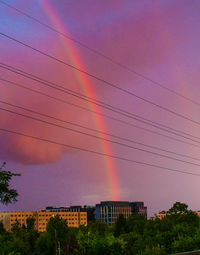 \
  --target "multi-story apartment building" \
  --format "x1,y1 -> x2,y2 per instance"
43,205 -> 95,221
0,212 -> 37,231
0,210 -> 87,232
95,201 -> 147,225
